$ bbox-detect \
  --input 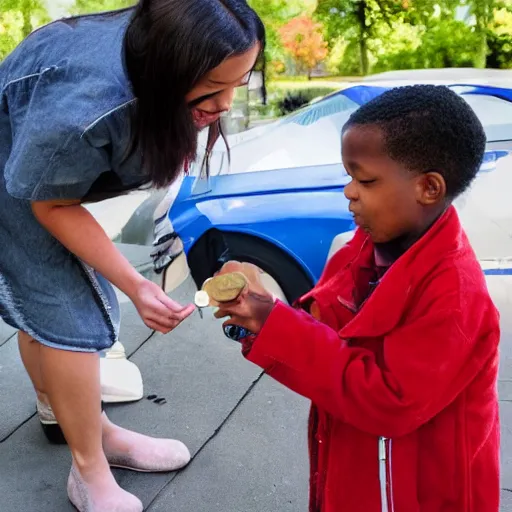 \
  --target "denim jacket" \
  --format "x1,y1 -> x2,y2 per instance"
0,8 -> 147,203
0,9 -> 147,350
